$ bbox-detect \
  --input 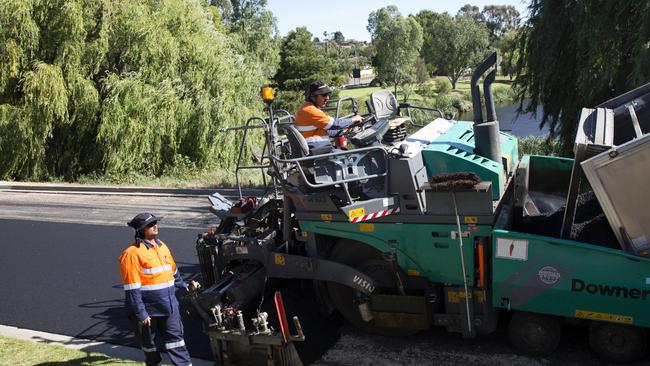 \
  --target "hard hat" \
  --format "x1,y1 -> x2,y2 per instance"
127,213 -> 162,231
307,81 -> 332,97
